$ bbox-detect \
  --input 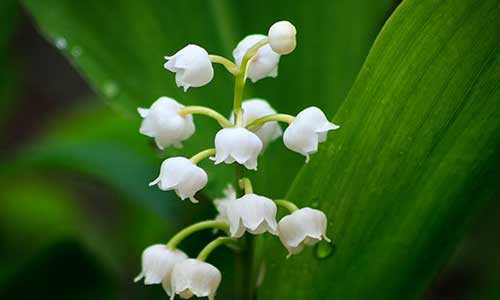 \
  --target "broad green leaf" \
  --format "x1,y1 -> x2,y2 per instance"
260,0 -> 500,299
22,0 -> 395,198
